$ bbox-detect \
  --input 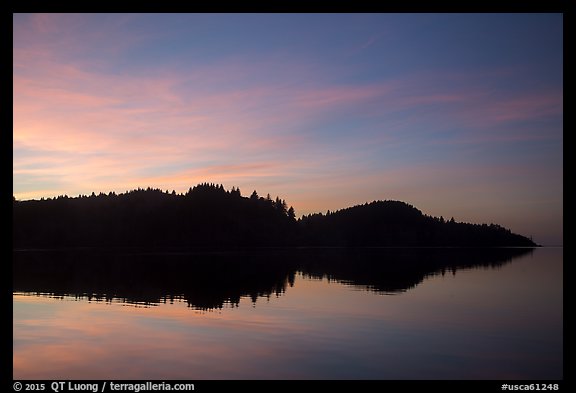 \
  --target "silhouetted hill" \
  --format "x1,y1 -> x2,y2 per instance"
299,200 -> 538,247
13,184 -> 297,248
13,183 -> 537,248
